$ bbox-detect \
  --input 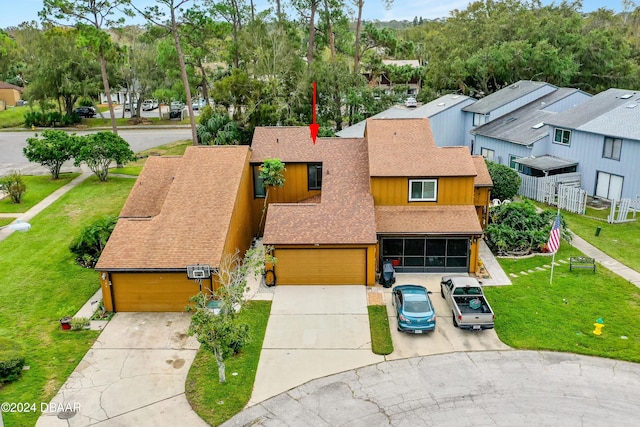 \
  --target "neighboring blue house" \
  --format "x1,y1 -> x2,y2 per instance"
340,81 -> 638,201
337,94 -> 475,147
470,86 -> 592,169
543,88 -> 640,200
